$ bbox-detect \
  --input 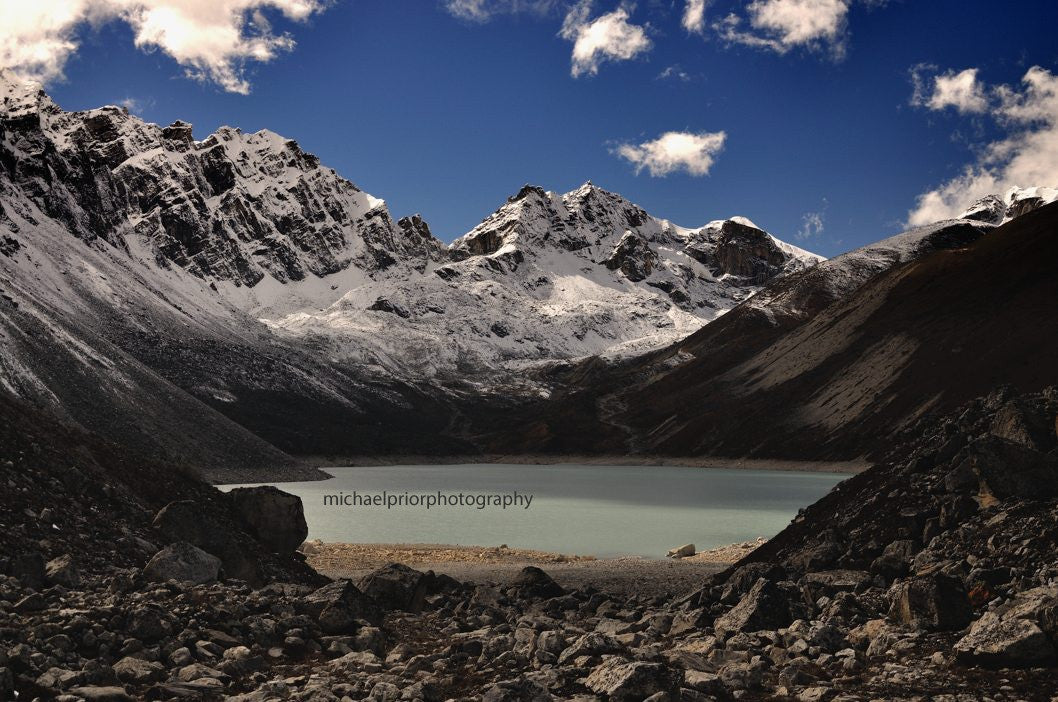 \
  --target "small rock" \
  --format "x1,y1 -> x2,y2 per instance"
667,544 -> 695,558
